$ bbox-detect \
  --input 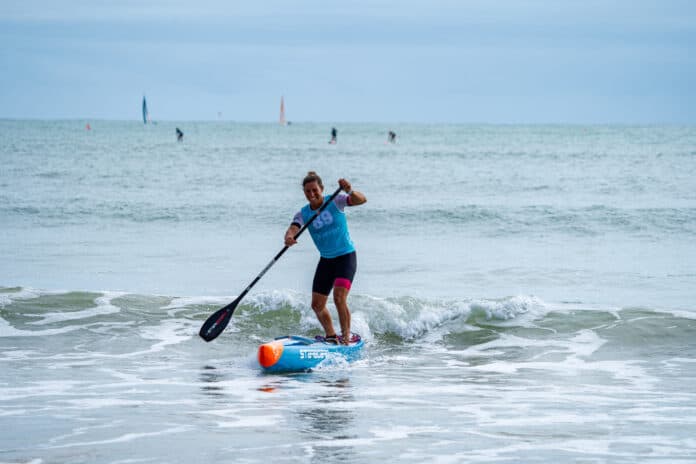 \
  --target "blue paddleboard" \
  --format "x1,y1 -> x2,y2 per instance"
258,334 -> 364,373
